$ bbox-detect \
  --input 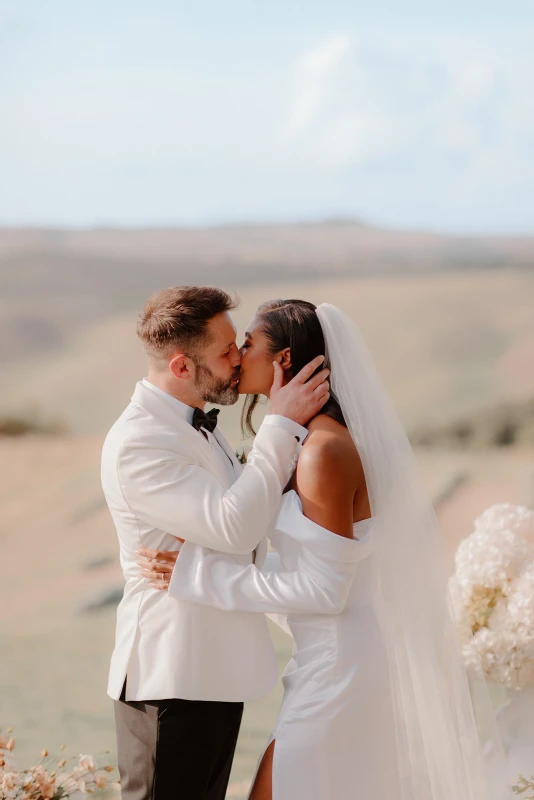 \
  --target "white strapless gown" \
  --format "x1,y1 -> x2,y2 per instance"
171,490 -> 401,800
257,491 -> 400,800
